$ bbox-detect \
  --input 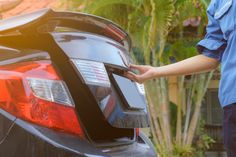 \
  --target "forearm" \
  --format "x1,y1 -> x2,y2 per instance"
152,55 -> 219,78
